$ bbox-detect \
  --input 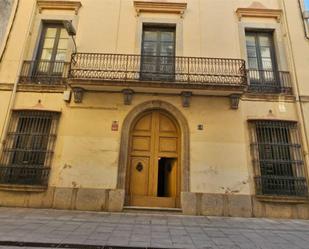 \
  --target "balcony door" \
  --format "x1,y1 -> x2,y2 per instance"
245,32 -> 279,91
141,26 -> 175,81
35,24 -> 69,80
